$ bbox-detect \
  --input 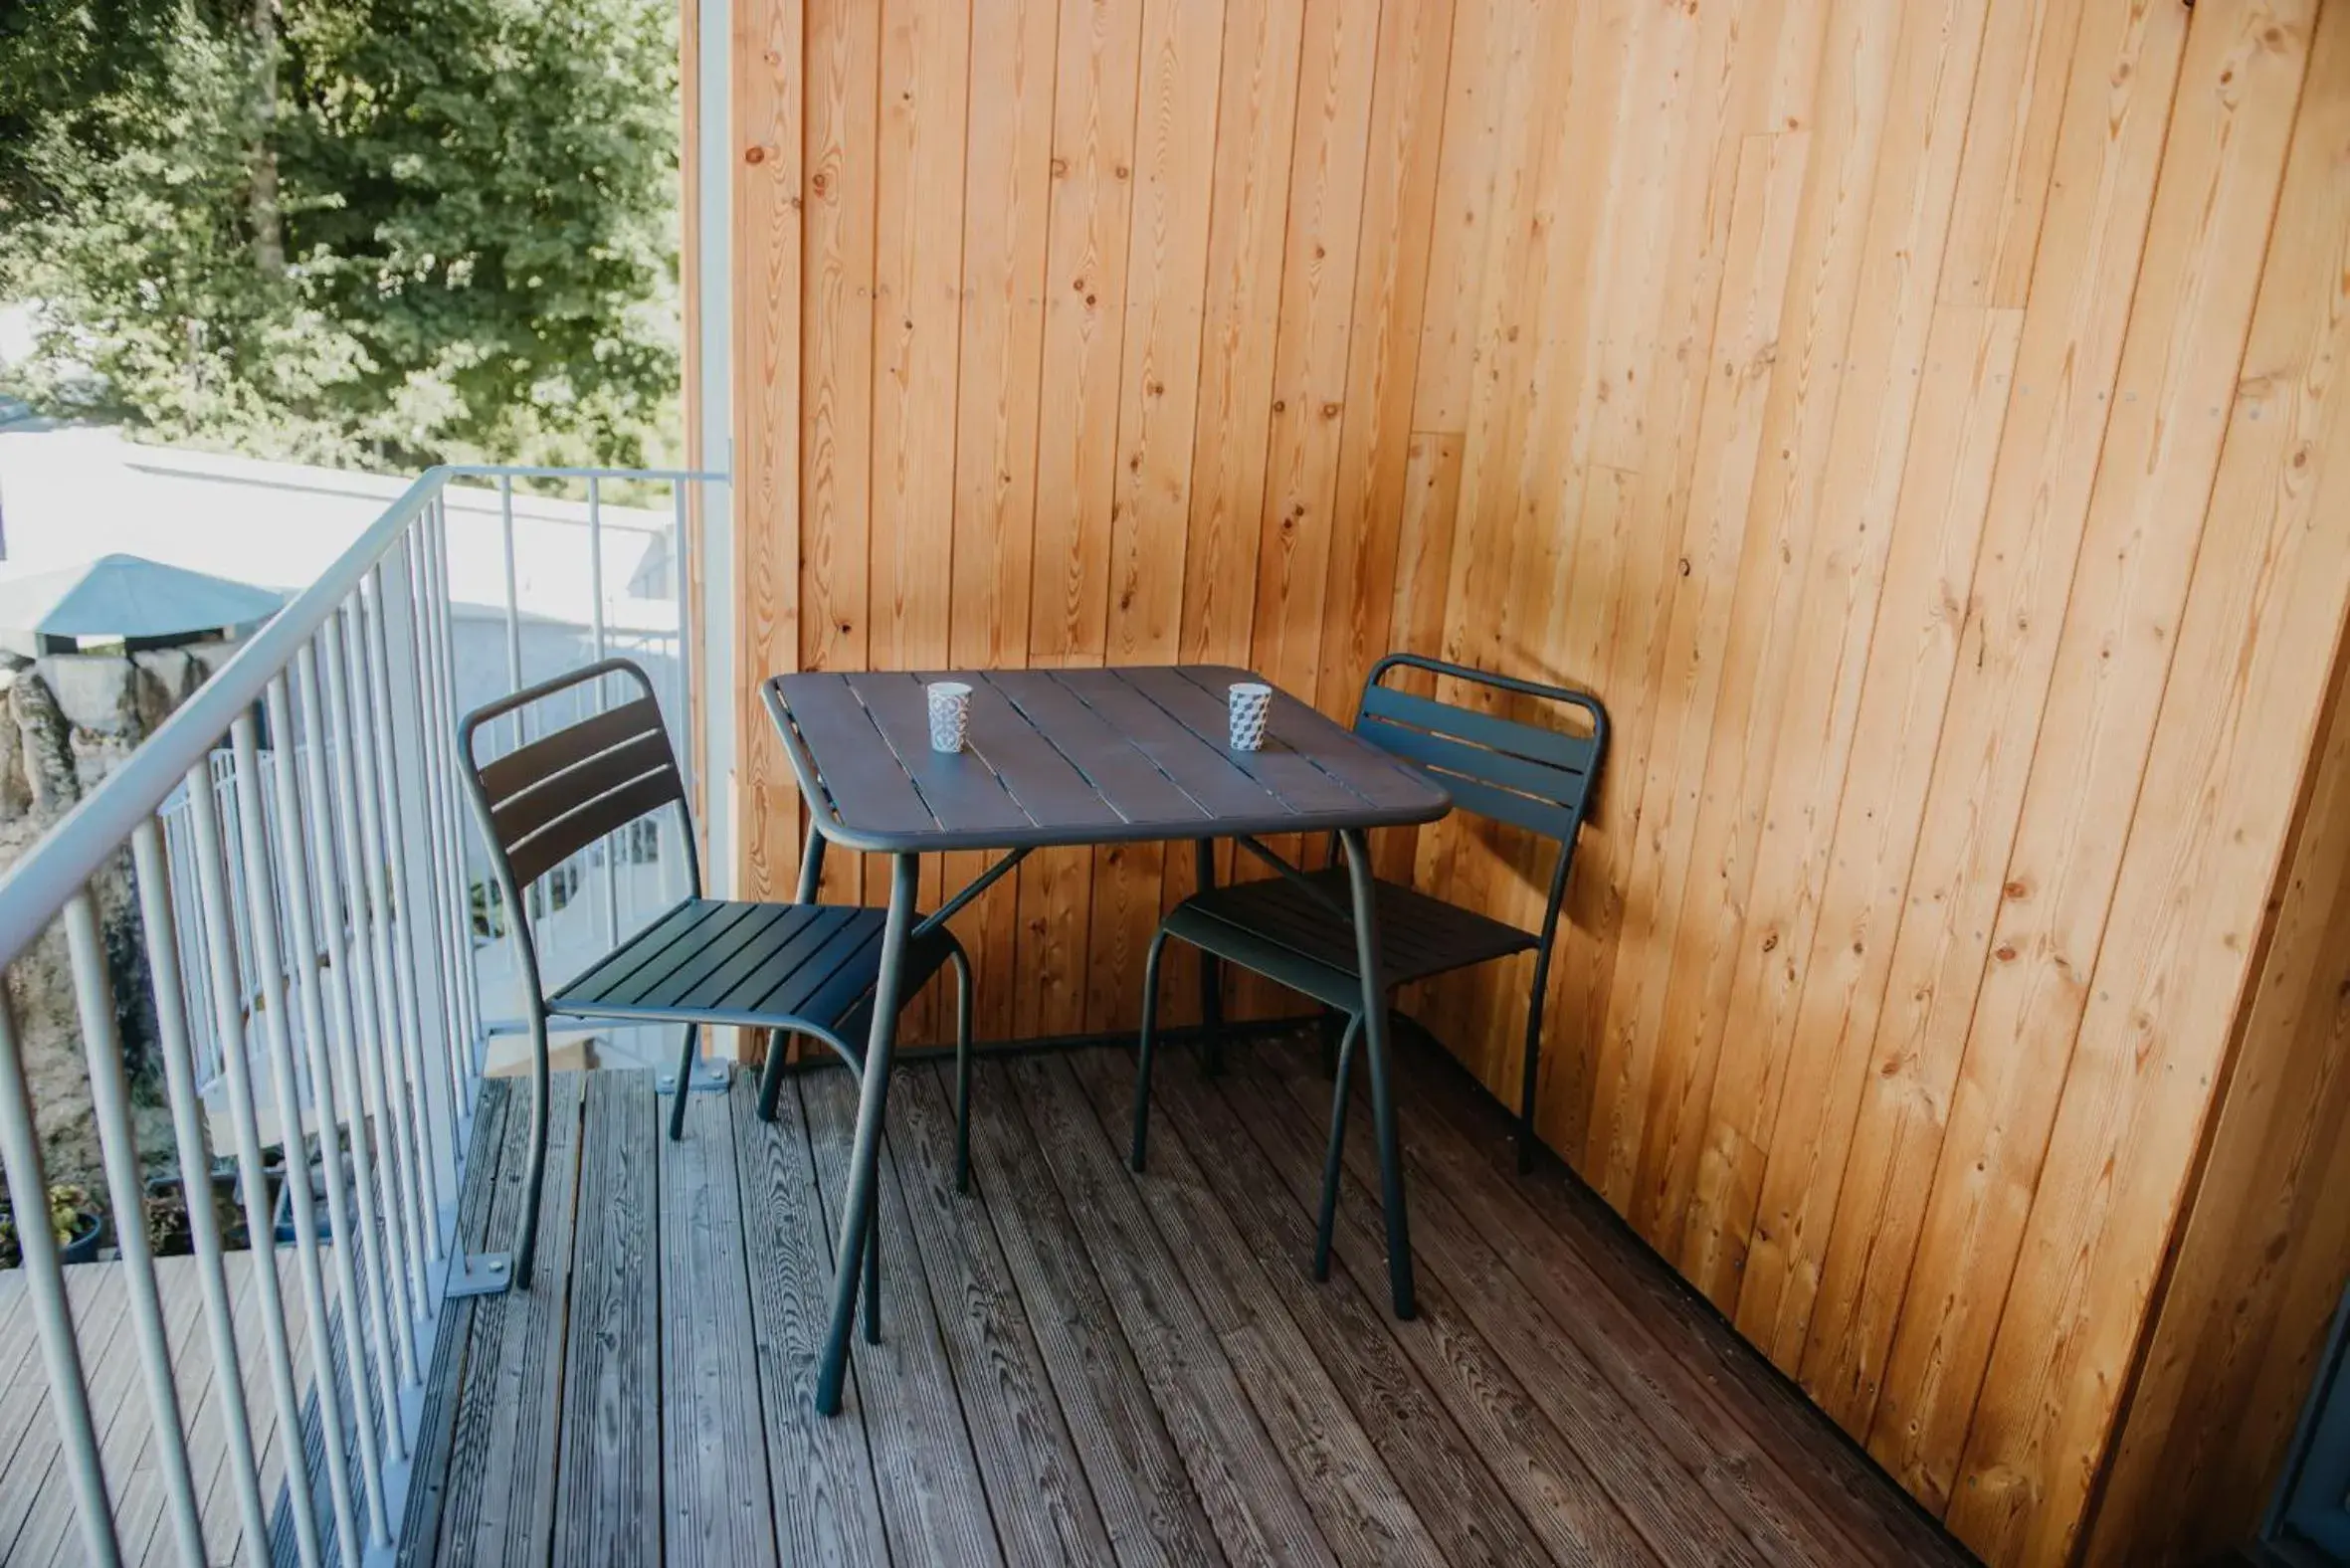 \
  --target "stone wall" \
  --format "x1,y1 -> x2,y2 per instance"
0,644 -> 233,1192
